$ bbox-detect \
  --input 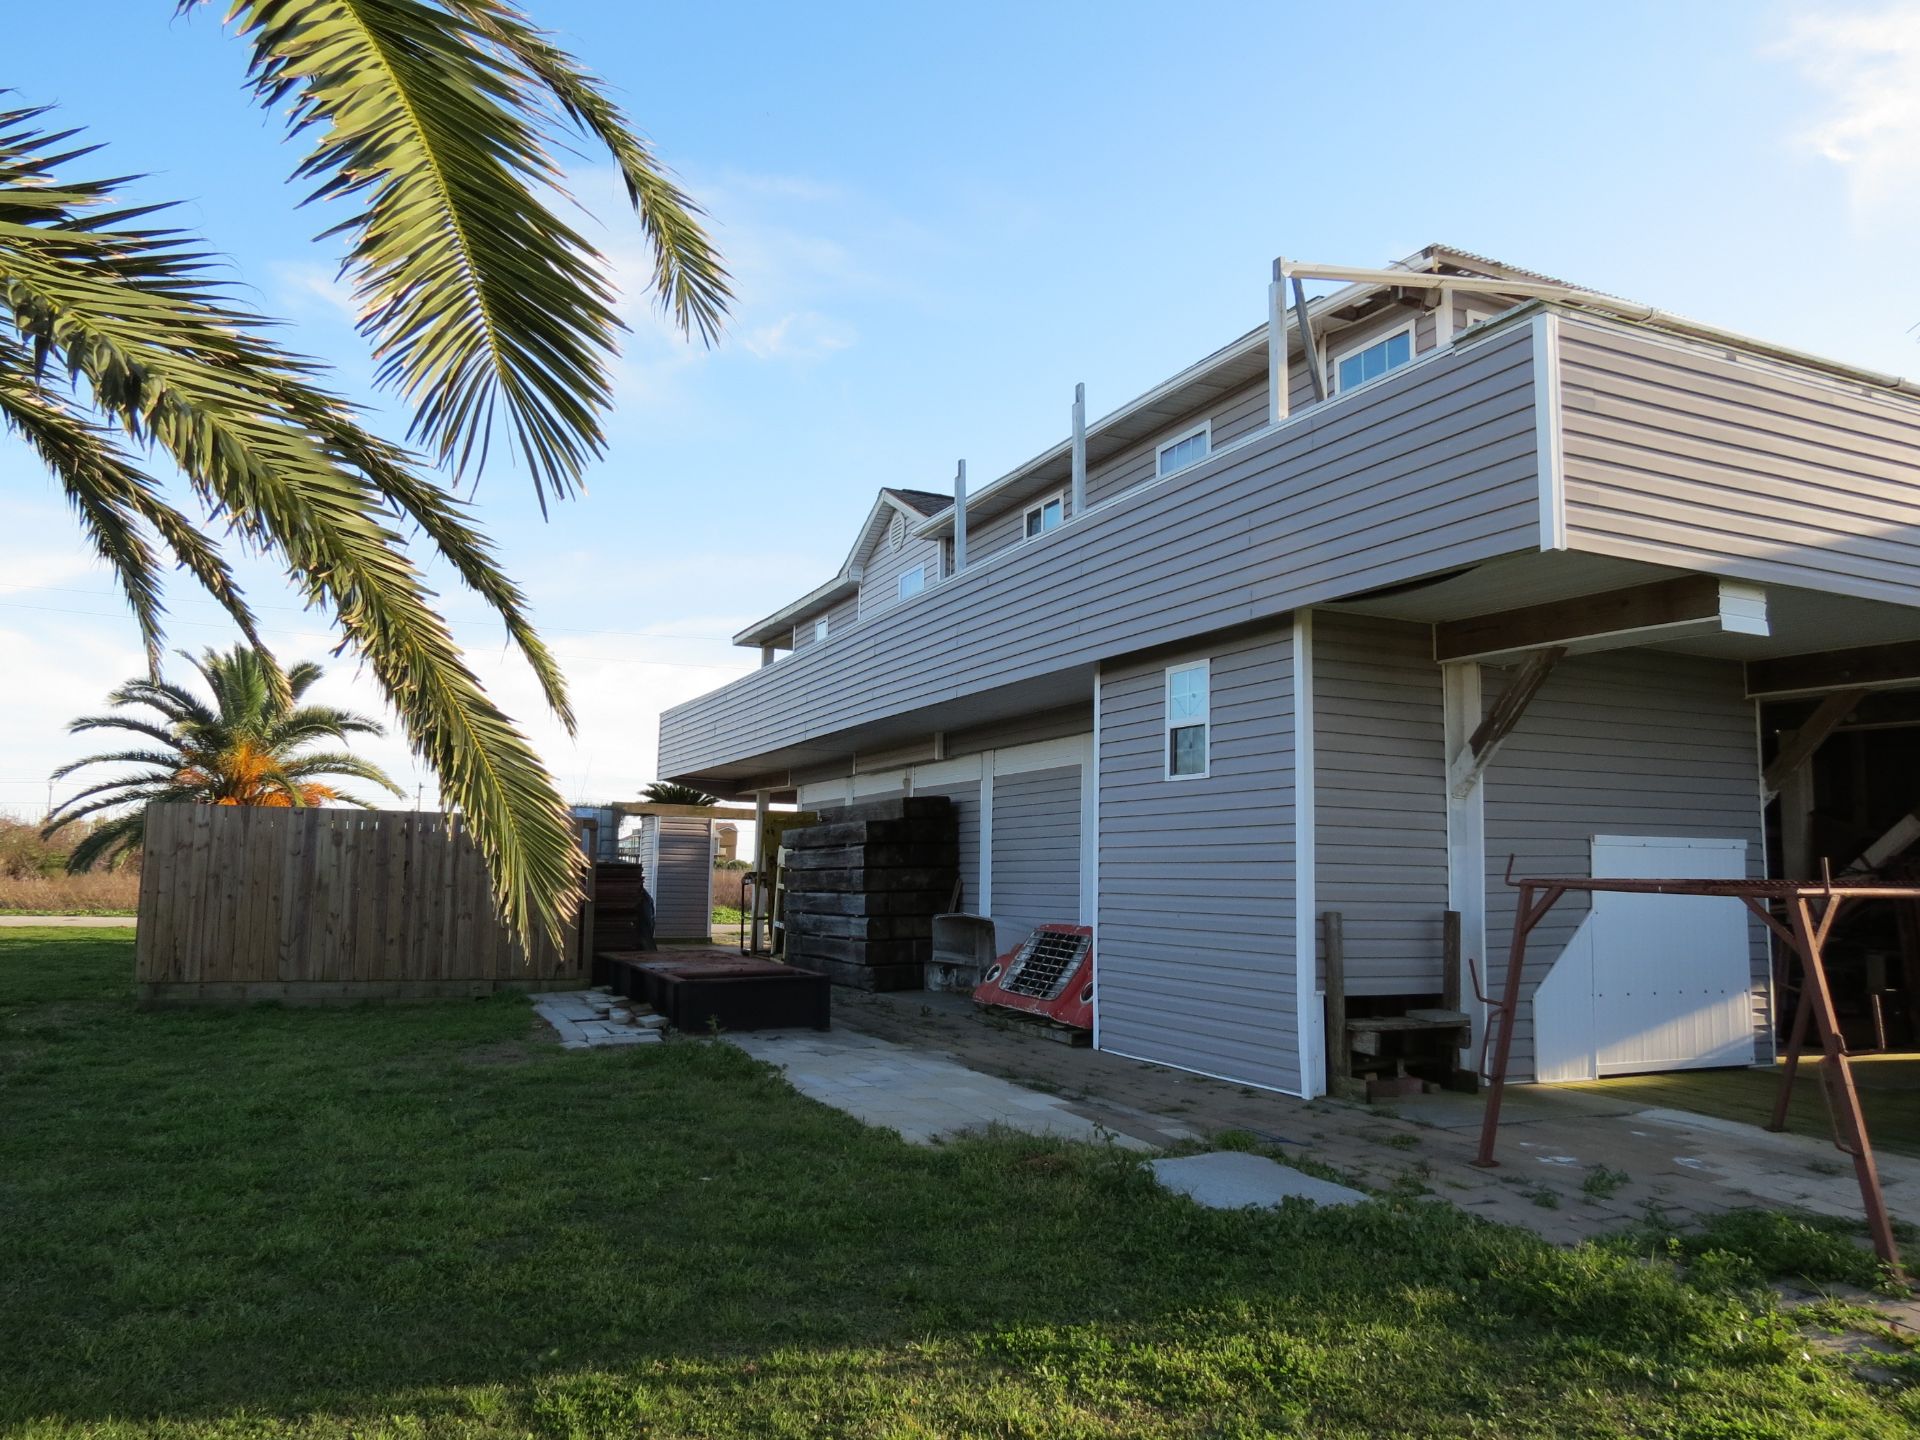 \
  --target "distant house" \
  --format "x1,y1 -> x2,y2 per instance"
658,244 -> 1920,1097
713,823 -> 739,865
